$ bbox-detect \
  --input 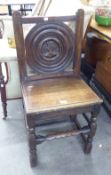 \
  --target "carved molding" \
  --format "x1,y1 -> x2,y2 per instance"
25,22 -> 74,73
